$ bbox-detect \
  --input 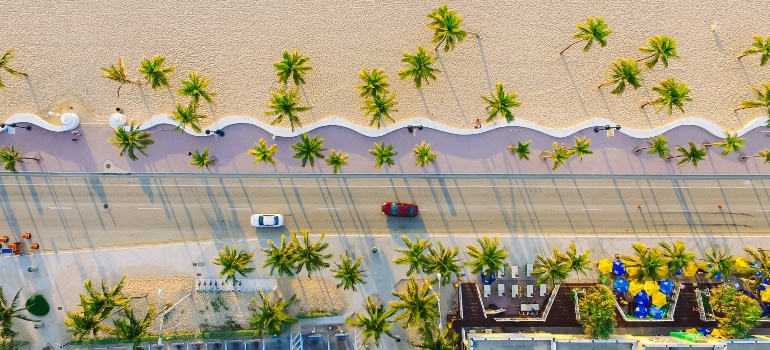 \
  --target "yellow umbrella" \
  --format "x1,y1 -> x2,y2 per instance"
683,261 -> 698,276
656,265 -> 669,279
761,288 -> 770,303
628,281 -> 643,295
651,291 -> 668,307
711,329 -> 723,338
626,266 -> 640,279
643,280 -> 658,295
598,259 -> 613,275
686,328 -> 698,333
